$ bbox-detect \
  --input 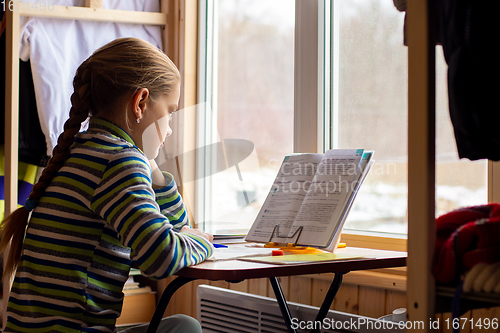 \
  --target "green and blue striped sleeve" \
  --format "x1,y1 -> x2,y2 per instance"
90,148 -> 213,279
154,171 -> 190,232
